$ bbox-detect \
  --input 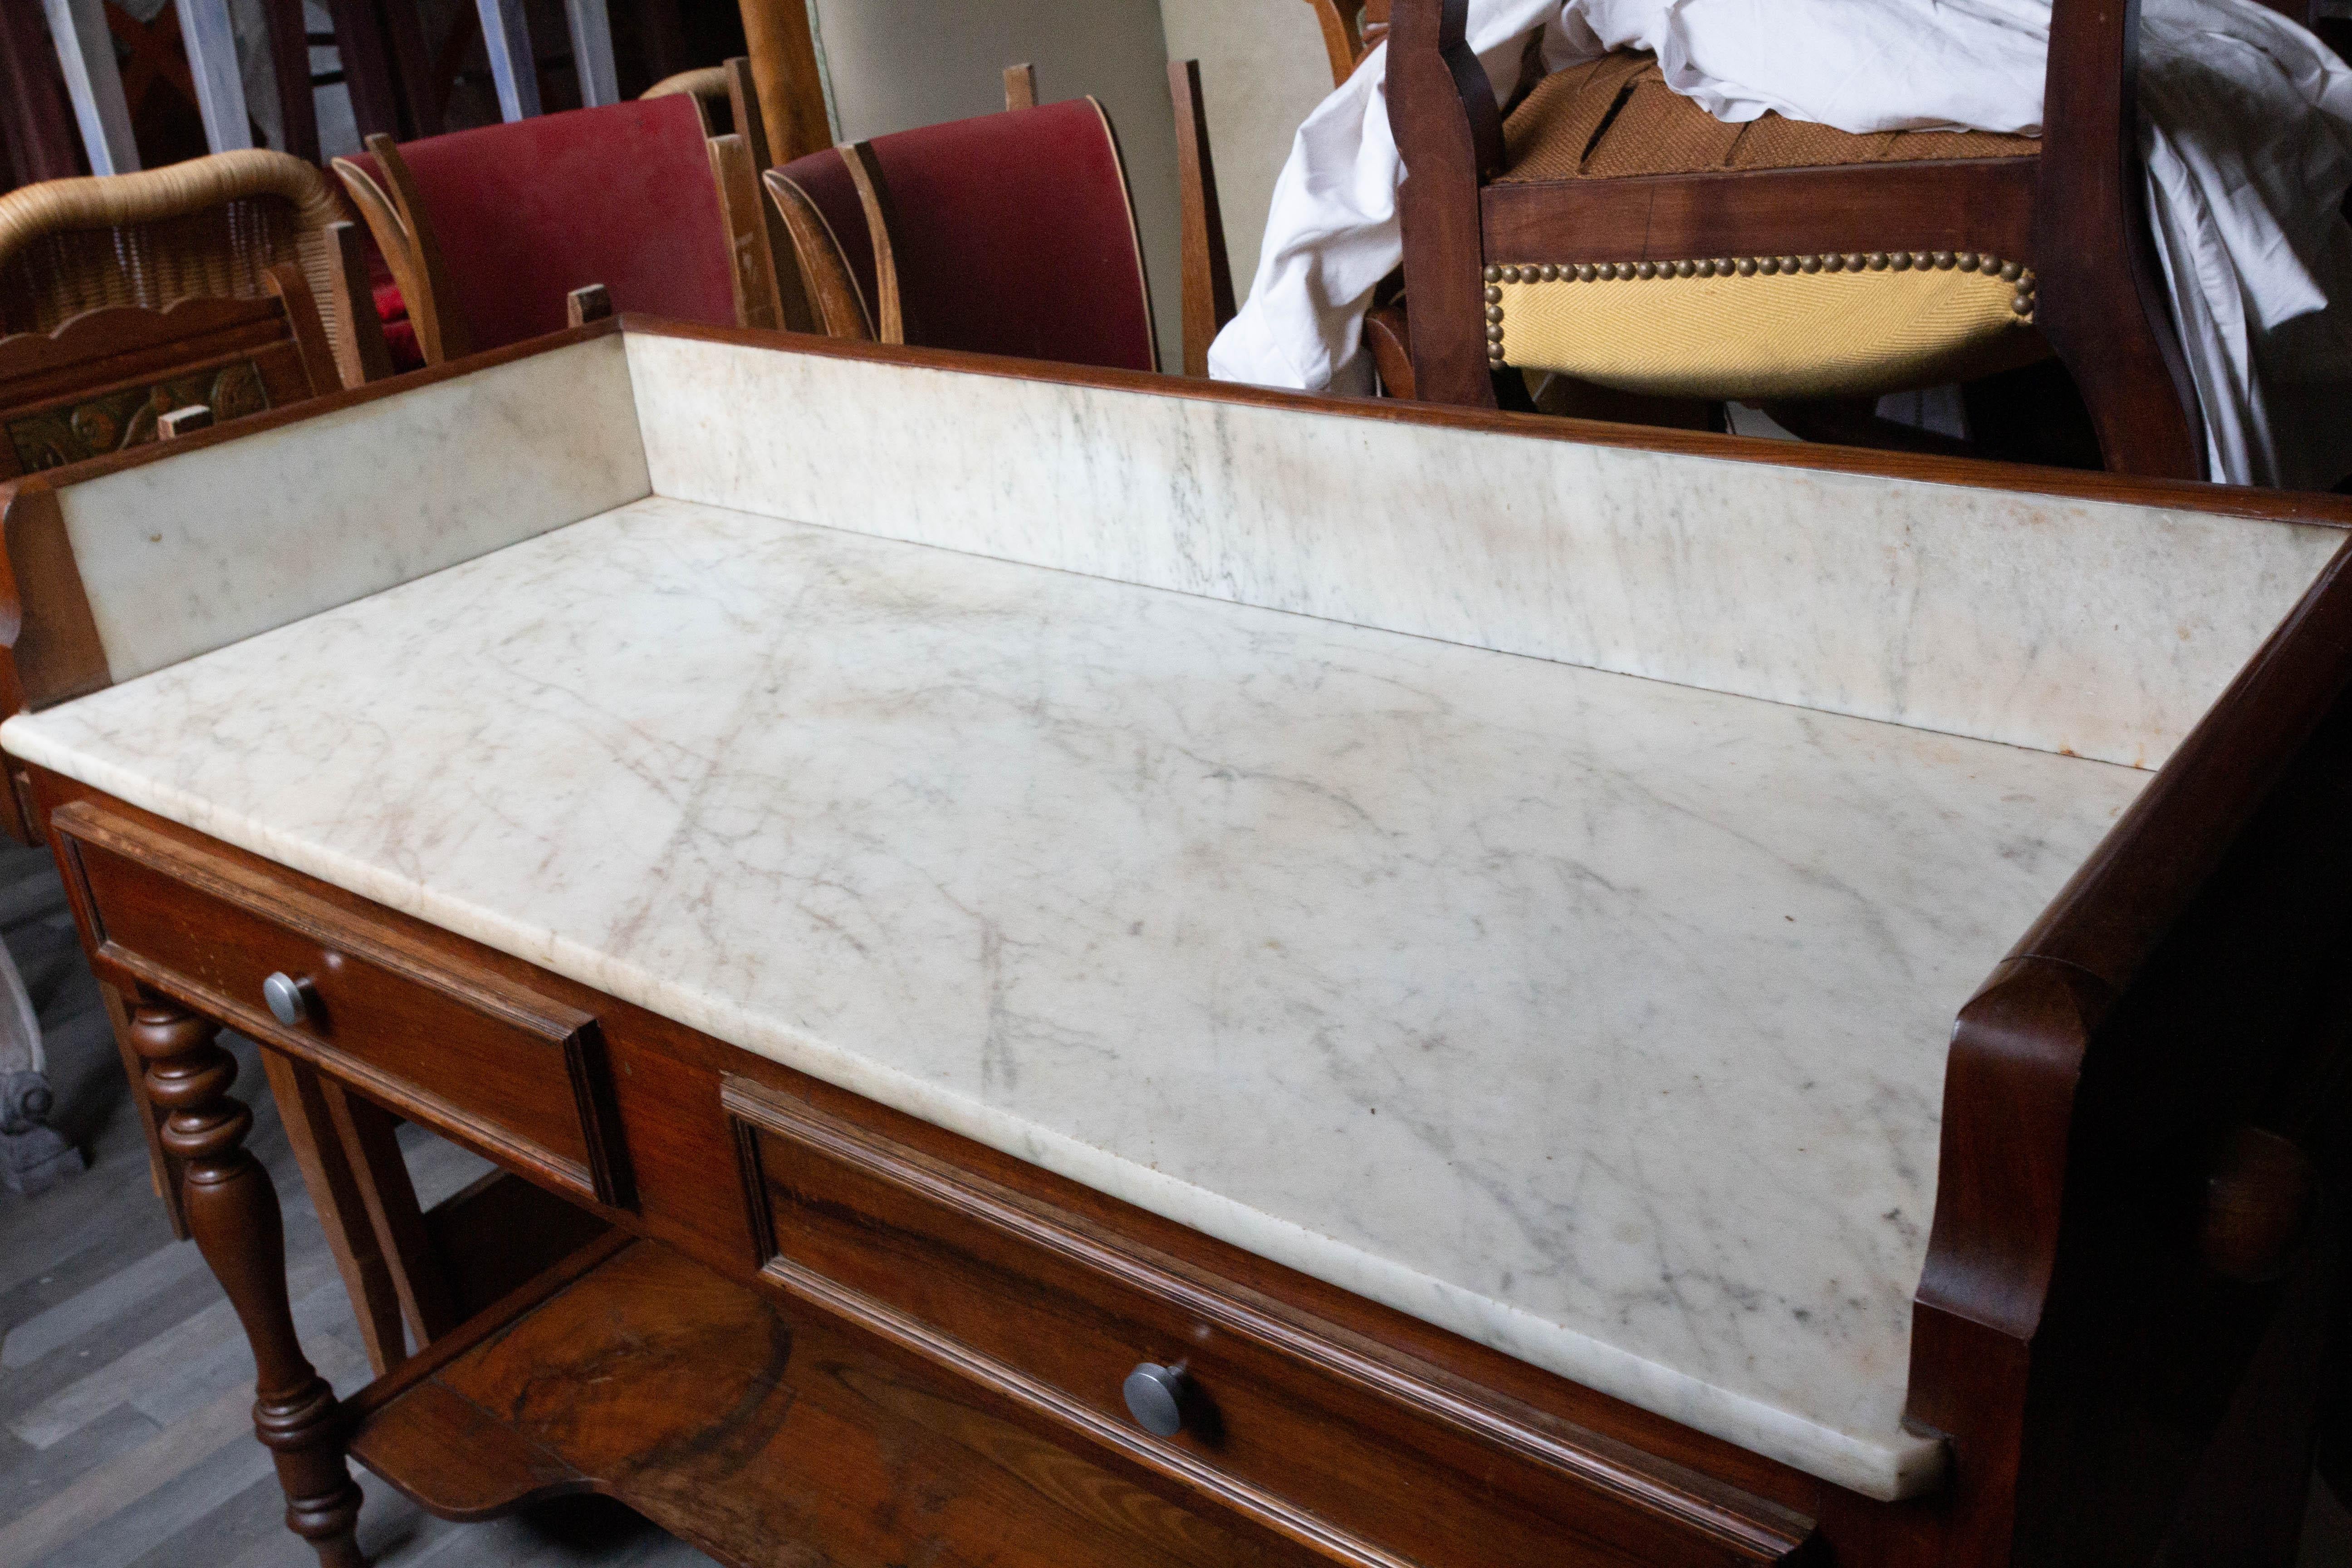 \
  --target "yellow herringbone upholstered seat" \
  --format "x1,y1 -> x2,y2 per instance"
1482,54 -> 2049,400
